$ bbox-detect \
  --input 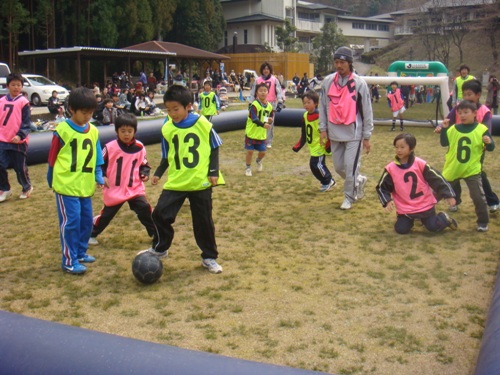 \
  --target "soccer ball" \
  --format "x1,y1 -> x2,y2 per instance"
132,252 -> 163,284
